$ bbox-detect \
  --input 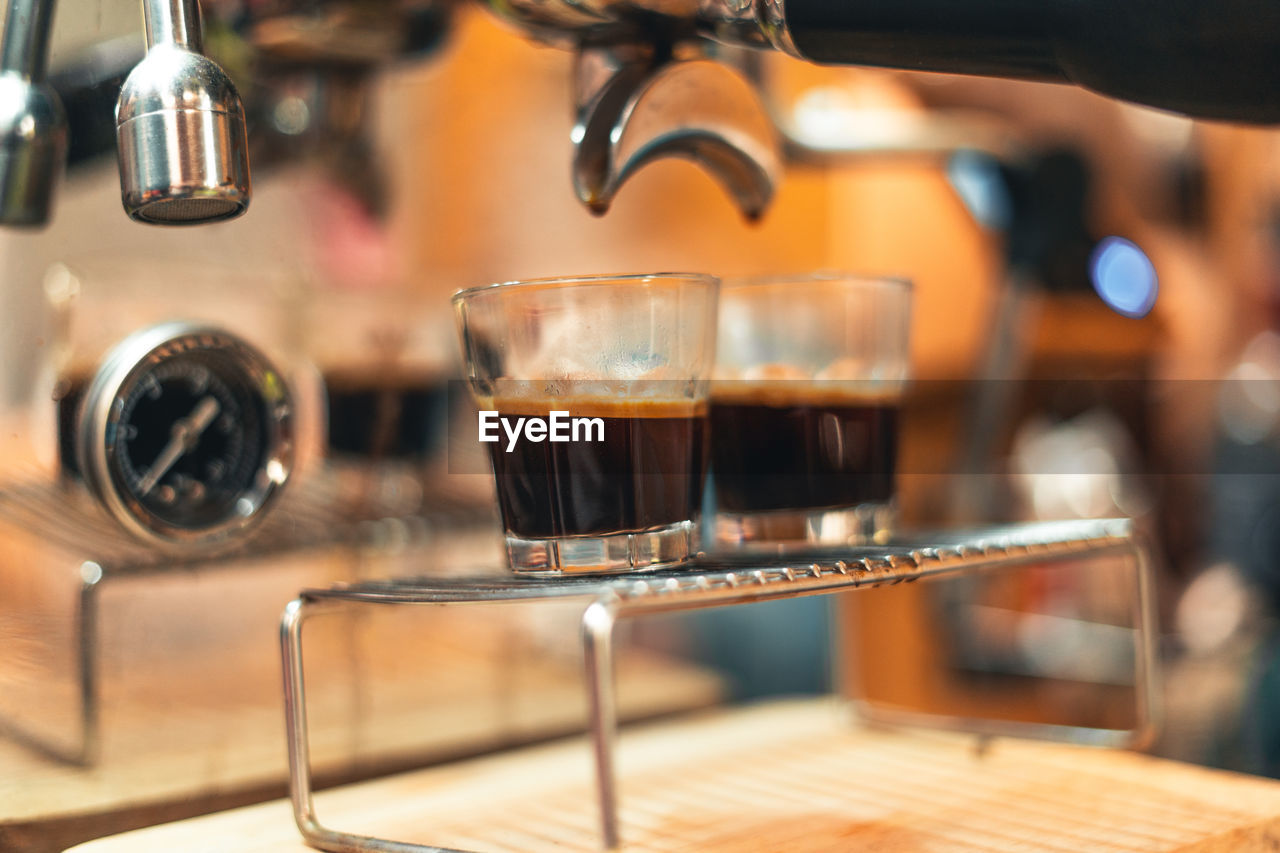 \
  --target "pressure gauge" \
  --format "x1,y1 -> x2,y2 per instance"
77,323 -> 294,550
